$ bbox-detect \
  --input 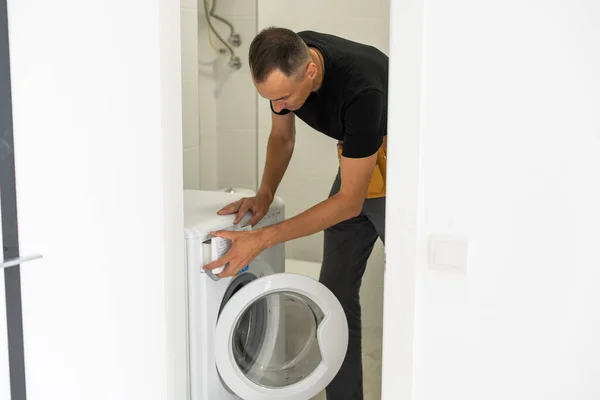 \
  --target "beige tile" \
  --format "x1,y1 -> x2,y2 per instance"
286,233 -> 324,263
180,8 -> 198,80
215,70 -> 257,132
257,0 -> 389,21
363,326 -> 383,360
198,76 -> 217,138
199,134 -> 218,189
211,0 -> 257,17
310,391 -> 326,400
183,147 -> 201,189
198,95 -> 217,131
361,241 -> 385,329
257,5 -> 390,54
216,129 -> 257,190
330,0 -> 390,18
363,326 -> 383,400
277,174 -> 336,215
180,0 -> 197,10
257,1 -> 312,22
256,97 -> 272,179
276,175 -> 335,262
285,119 -> 340,179
198,73 -> 218,189
343,17 -> 390,54
285,259 -> 321,280
182,79 -> 200,149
